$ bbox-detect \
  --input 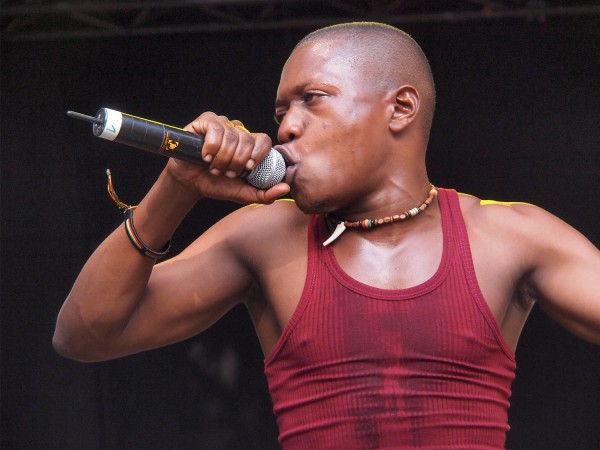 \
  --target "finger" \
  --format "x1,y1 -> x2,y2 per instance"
184,113 -> 232,165
227,120 -> 263,173
247,133 -> 273,172
211,118 -> 257,177
200,123 -> 226,168
201,114 -> 241,172
225,131 -> 256,178
184,113 -> 260,177
183,111 -> 219,135
208,122 -> 243,175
